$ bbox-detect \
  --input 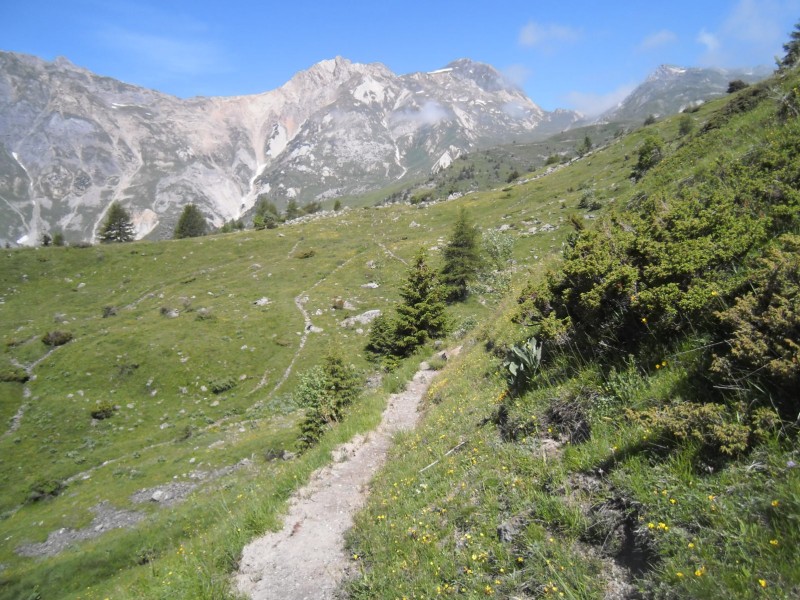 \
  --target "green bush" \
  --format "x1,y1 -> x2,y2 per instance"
712,234 -> 800,414
293,366 -> 329,407
628,402 -> 780,456
0,364 -> 29,383
631,134 -> 664,180
297,350 -> 363,449
41,330 -> 73,346
90,401 -> 116,420
209,377 -> 236,394
27,478 -> 64,503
